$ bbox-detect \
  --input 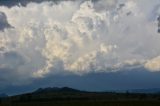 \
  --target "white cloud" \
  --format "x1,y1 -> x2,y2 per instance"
0,0 -> 160,85
145,56 -> 160,71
